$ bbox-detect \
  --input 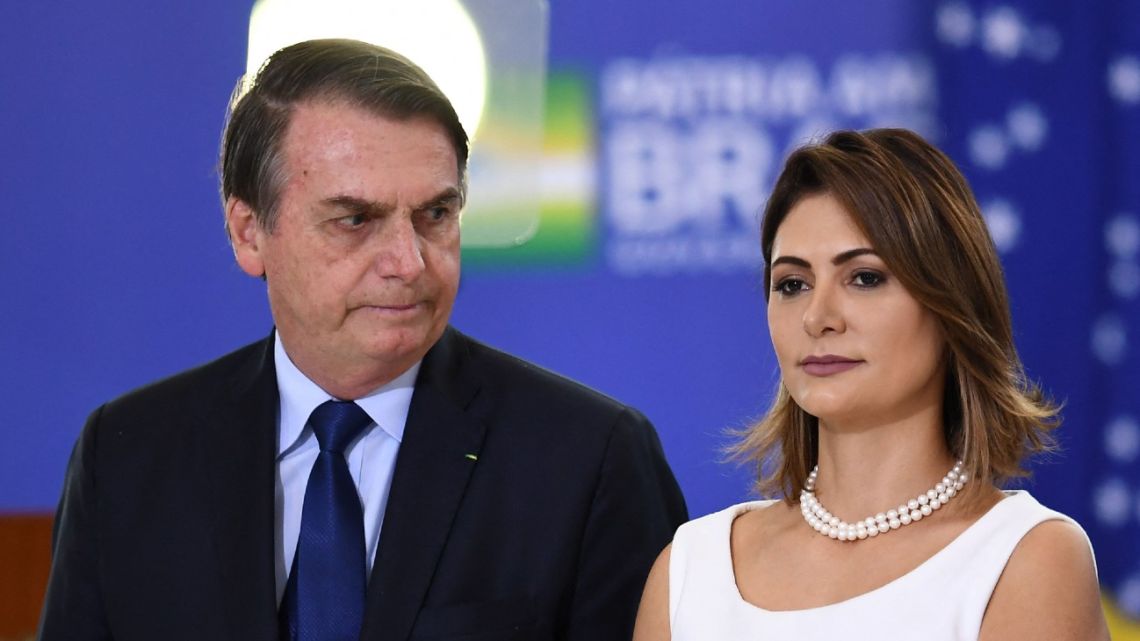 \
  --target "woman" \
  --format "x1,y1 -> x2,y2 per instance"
633,129 -> 1109,640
